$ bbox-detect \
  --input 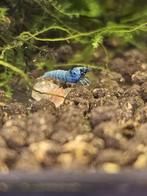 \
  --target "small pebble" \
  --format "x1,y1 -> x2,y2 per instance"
101,162 -> 120,173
